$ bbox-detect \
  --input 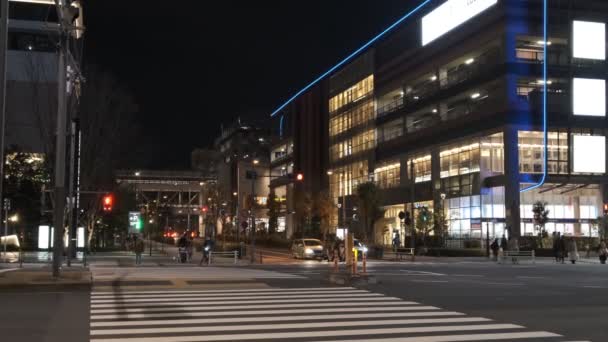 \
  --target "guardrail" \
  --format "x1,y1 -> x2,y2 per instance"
384,248 -> 415,261
207,251 -> 238,265
500,250 -> 535,264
